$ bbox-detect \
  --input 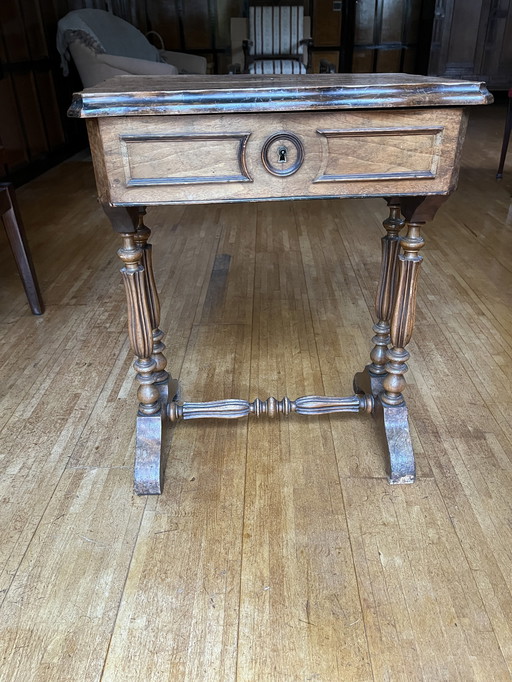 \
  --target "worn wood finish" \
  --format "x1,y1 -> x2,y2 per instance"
115,224 -> 169,495
353,200 -> 417,483
69,74 -> 492,119
167,393 -> 373,421
73,74 -> 491,494
1,104 -> 512,678
94,108 -> 468,205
